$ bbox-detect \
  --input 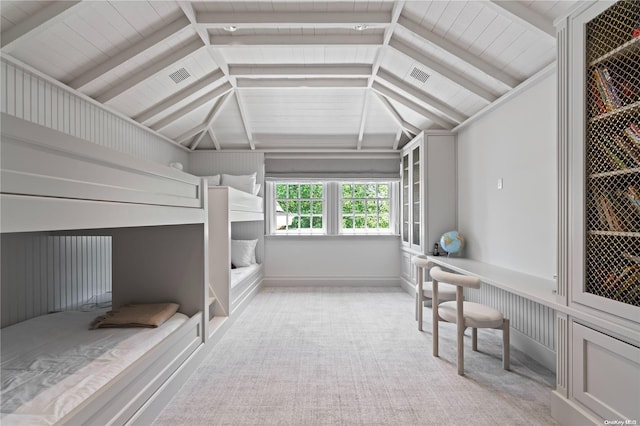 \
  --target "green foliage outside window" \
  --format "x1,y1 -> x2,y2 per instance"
341,183 -> 391,233
275,183 -> 323,232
